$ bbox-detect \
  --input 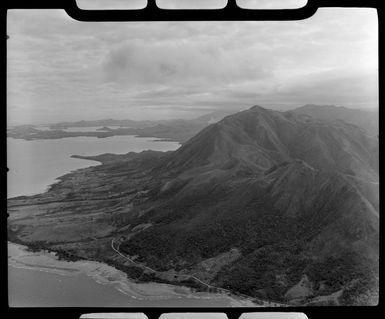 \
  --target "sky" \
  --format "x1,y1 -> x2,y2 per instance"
7,4 -> 378,125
